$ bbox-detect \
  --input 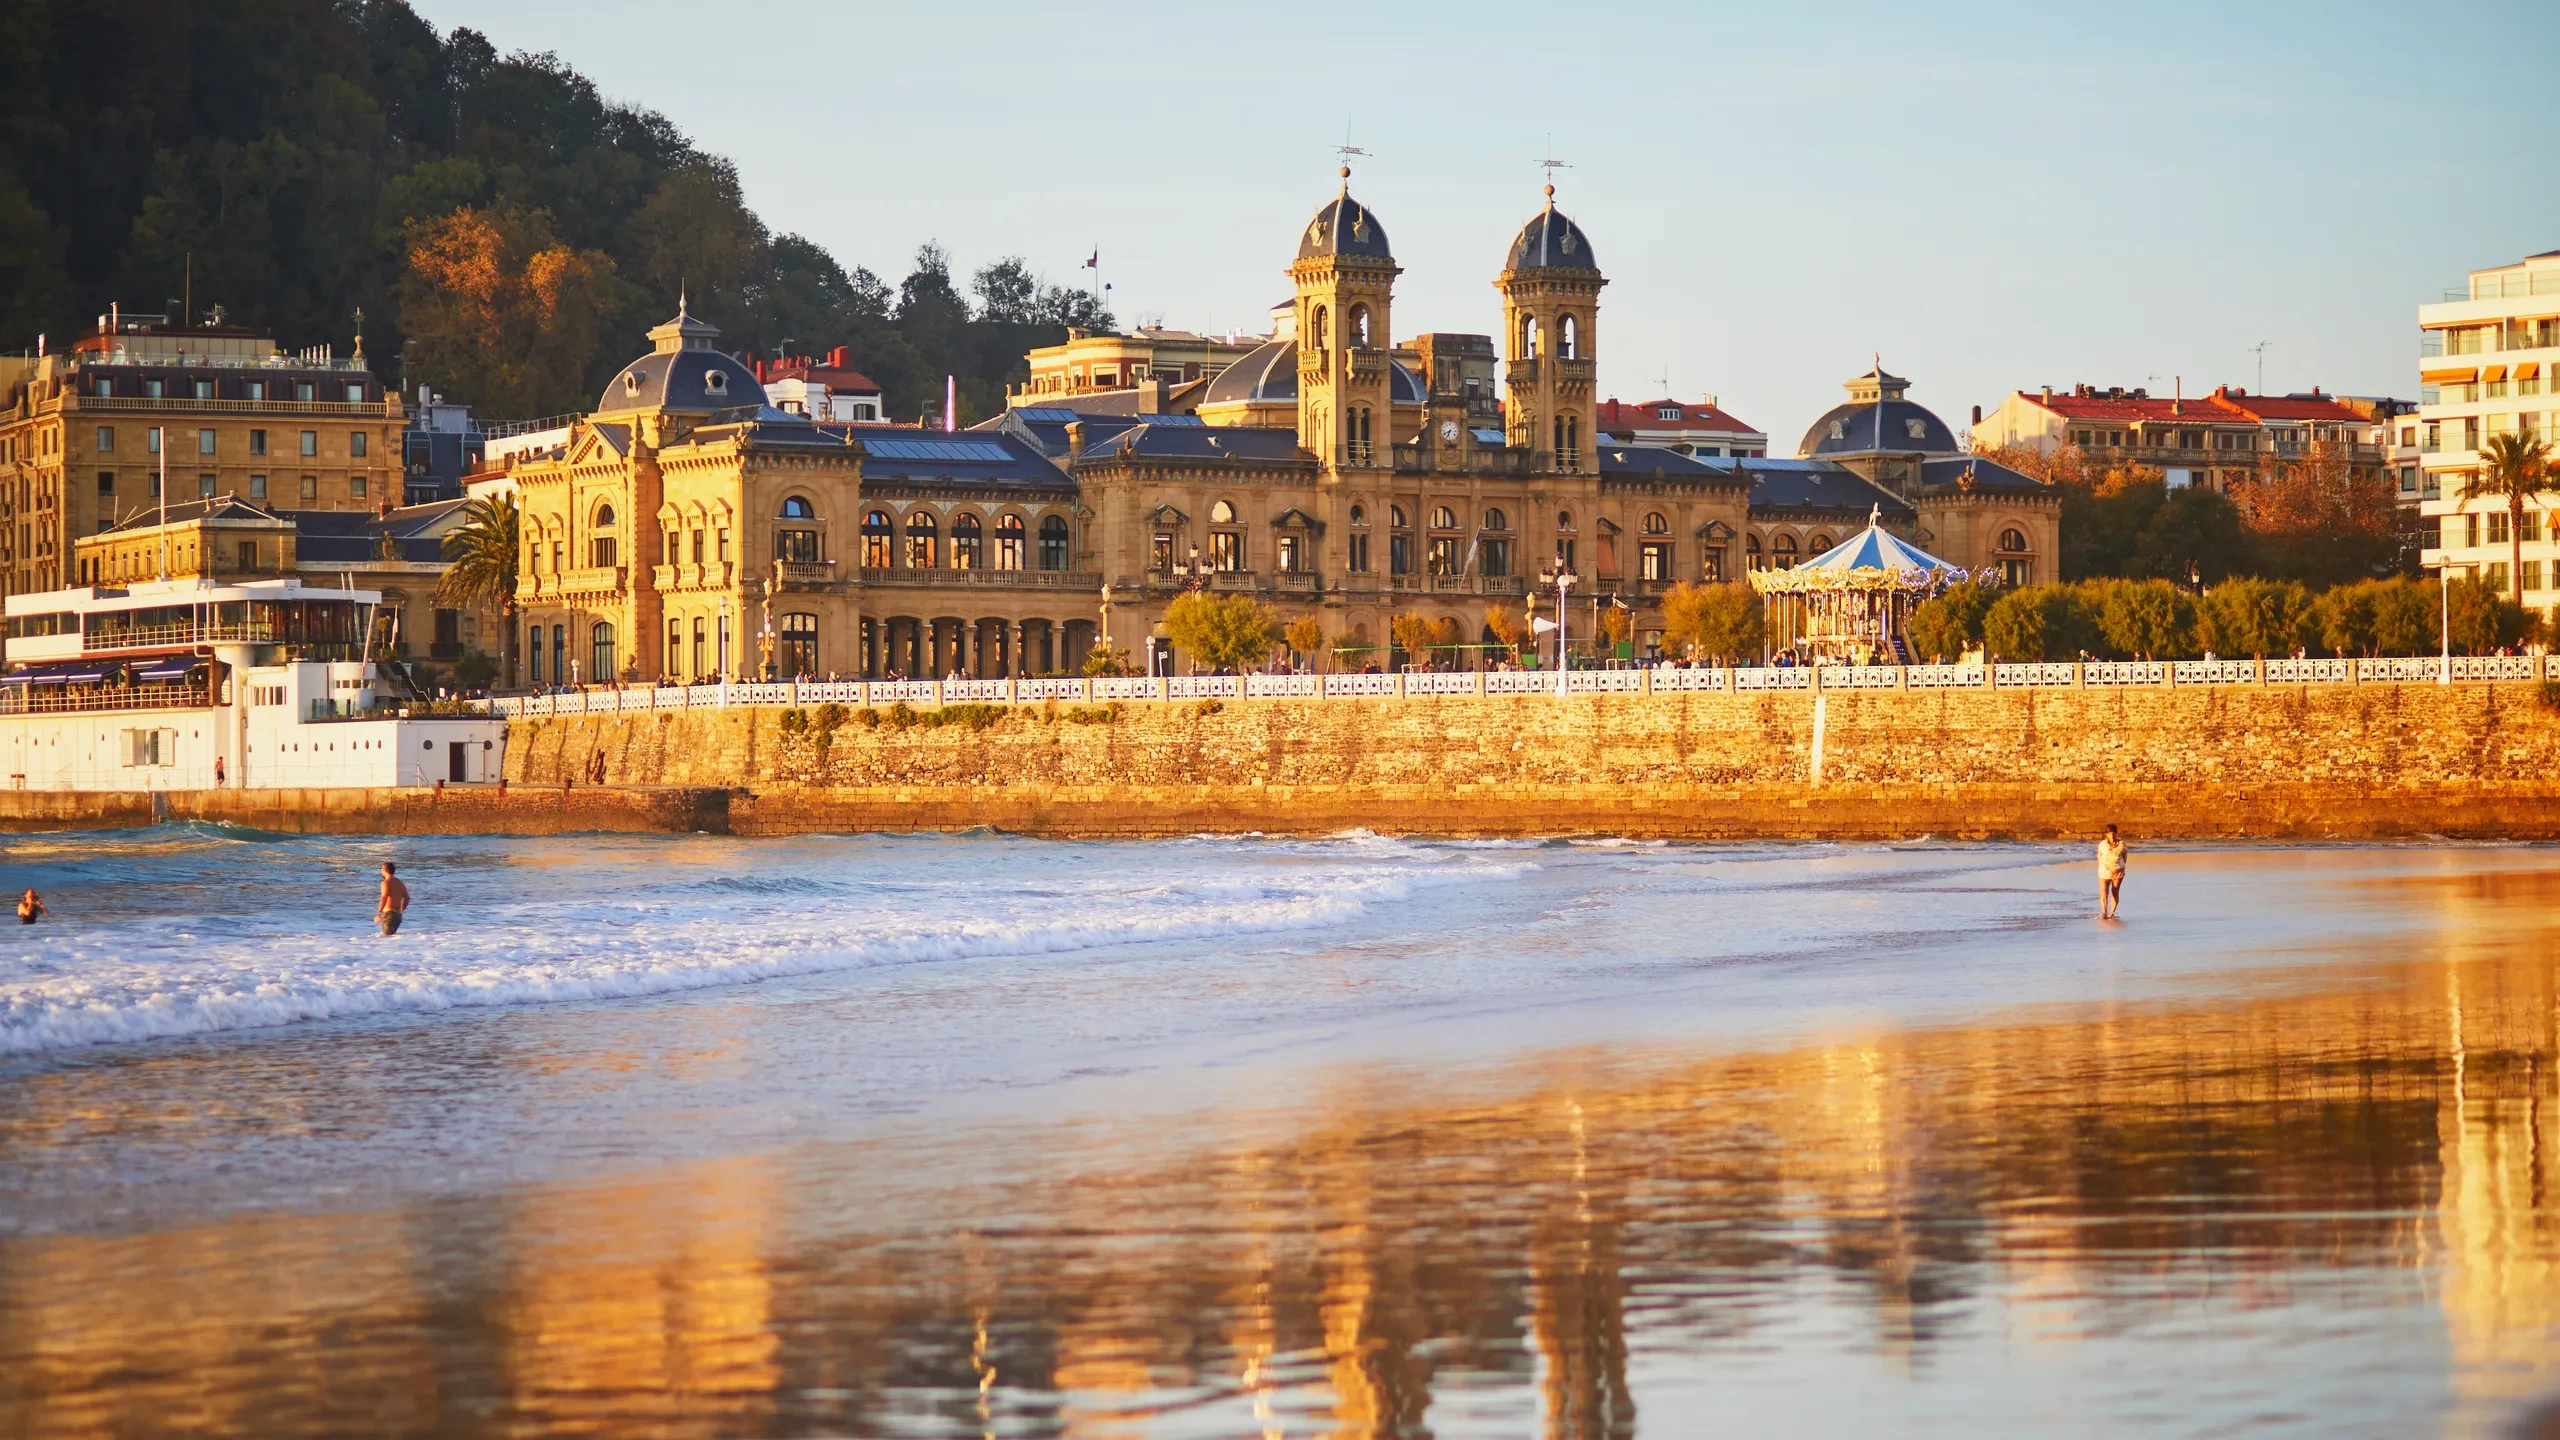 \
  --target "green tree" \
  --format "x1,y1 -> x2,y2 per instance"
1981,585 -> 2099,662
2370,577 -> 2437,656
2444,574 -> 2536,654
1905,580 -> 1997,662
1658,581 -> 1764,663
2194,577 -> 2314,659
2313,579 -> 2381,657
2129,484 -> 2254,584
2093,578 -> 2195,658
2460,432 -> 2557,603
1165,592 -> 1275,674
435,494 -> 521,688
